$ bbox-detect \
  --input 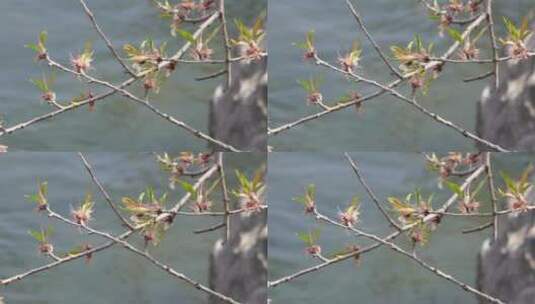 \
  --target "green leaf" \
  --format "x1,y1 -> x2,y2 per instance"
447,28 -> 464,44
500,171 -> 516,191
30,73 -> 55,93
445,180 -> 463,197
428,14 -> 440,22
28,225 -> 53,243
146,187 -> 155,203
123,44 -> 141,56
180,181 -> 196,196
388,196 -> 415,217
27,181 -> 48,207
25,43 -> 40,52
306,184 -> 315,199
81,193 -> 94,213
121,197 -> 151,213
235,170 -> 251,191
297,228 -> 320,246
293,184 -> 315,206
294,30 -> 315,50
205,25 -> 222,44
472,178 -> 487,197
39,31 -> 48,46
30,78 -> 47,93
519,165 -> 533,187
503,17 -> 519,40
252,11 -> 266,36
28,229 -> 45,242
83,40 -> 93,56
177,29 -> 196,44
297,76 -> 322,94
